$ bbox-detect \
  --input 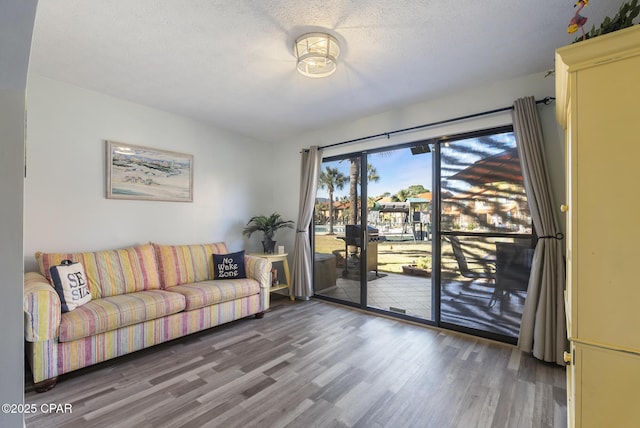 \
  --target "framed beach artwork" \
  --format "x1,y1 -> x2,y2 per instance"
106,141 -> 193,202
